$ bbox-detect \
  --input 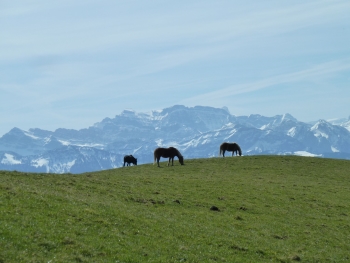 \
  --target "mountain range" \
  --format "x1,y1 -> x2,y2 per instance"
1,105 -> 350,173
